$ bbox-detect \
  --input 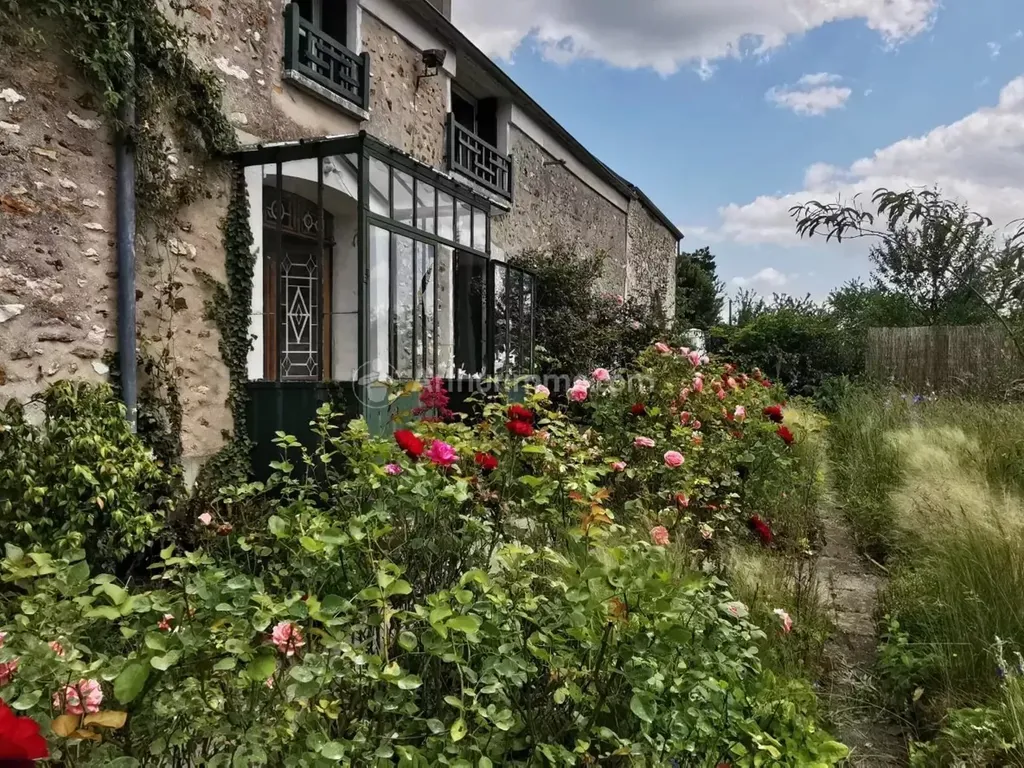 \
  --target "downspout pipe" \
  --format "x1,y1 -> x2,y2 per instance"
116,31 -> 138,432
